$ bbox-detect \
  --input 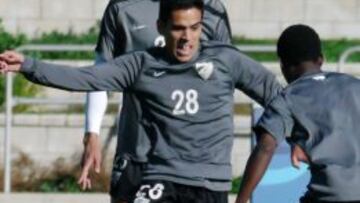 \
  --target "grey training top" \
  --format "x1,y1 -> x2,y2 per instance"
20,41 -> 281,191
96,0 -> 232,162
257,71 -> 360,201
